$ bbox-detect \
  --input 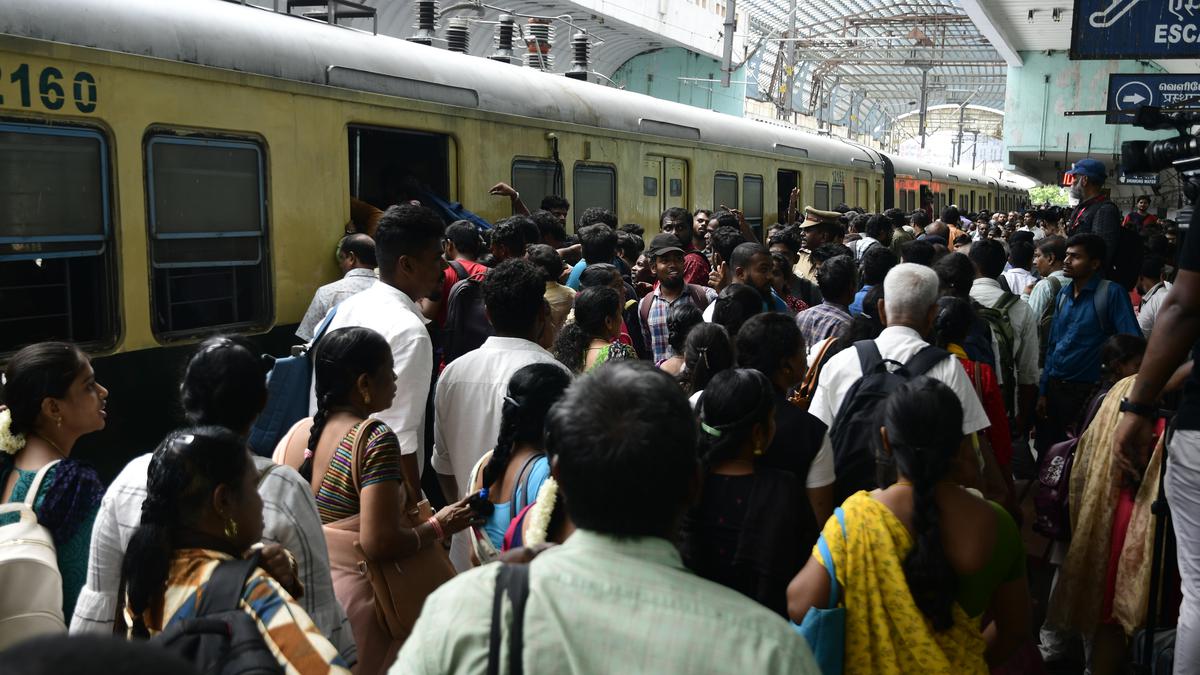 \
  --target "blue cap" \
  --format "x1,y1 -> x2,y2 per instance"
1067,158 -> 1107,182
